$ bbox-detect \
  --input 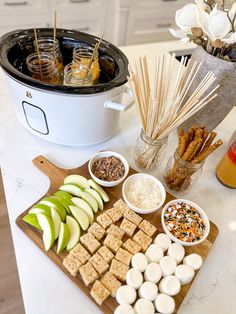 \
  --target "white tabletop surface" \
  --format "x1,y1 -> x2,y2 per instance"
0,40 -> 236,314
